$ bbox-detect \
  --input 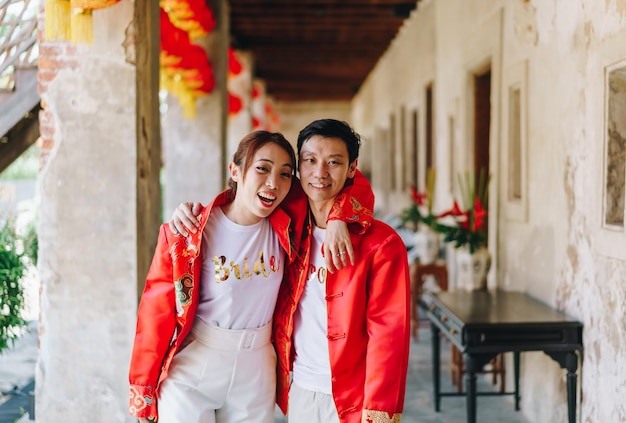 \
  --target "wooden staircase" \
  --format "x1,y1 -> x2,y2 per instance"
0,0 -> 40,173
